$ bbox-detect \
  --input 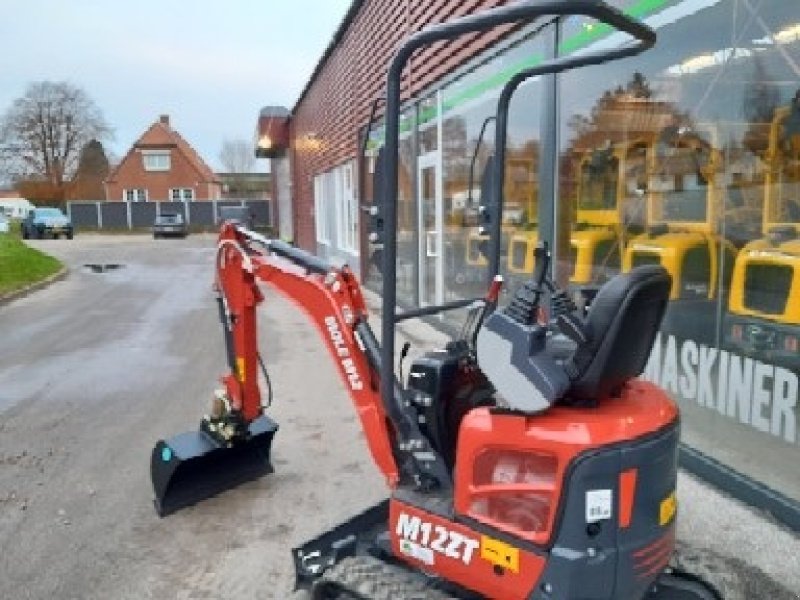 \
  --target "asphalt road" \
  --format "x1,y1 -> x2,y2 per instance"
0,234 -> 386,599
1,234 -> 798,600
